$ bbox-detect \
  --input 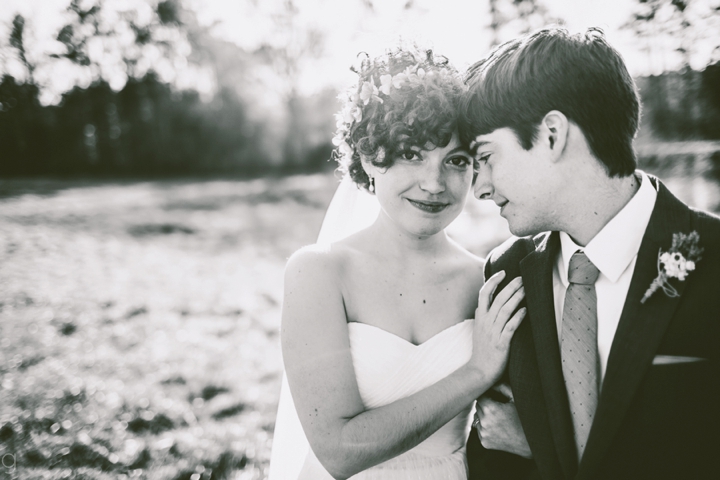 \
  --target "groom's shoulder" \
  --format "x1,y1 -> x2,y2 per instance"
655,175 -> 720,238
486,233 -> 545,269
690,207 -> 720,261
691,206 -> 720,235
